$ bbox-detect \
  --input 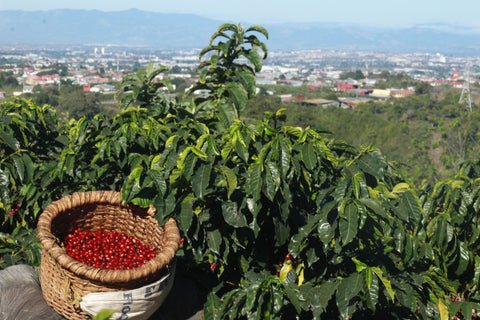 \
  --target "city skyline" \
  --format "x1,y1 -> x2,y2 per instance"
1,0 -> 479,27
